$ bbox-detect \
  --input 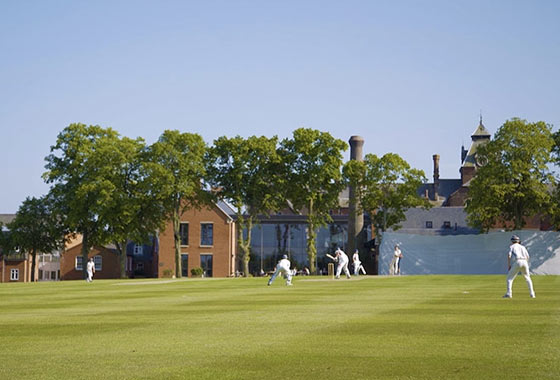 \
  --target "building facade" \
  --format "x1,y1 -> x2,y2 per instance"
158,201 -> 236,278
60,244 -> 121,280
